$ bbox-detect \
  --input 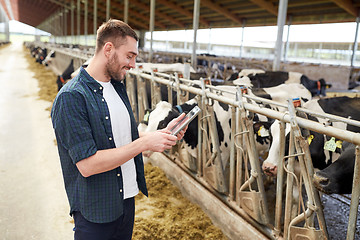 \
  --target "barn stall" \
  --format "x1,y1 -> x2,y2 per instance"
3,0 -> 360,239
